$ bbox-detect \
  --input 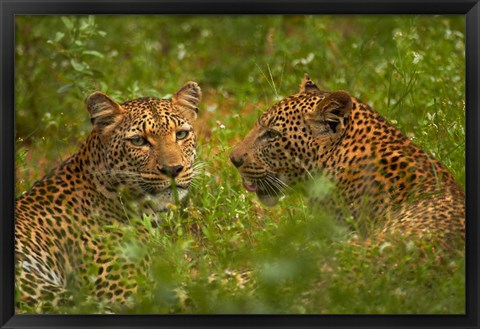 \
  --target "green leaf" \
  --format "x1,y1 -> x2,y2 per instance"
79,20 -> 89,31
87,15 -> 95,27
54,32 -> 65,42
56,83 -> 74,94
79,16 -> 95,32
70,59 -> 86,72
61,16 -> 74,30
83,50 -> 105,58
